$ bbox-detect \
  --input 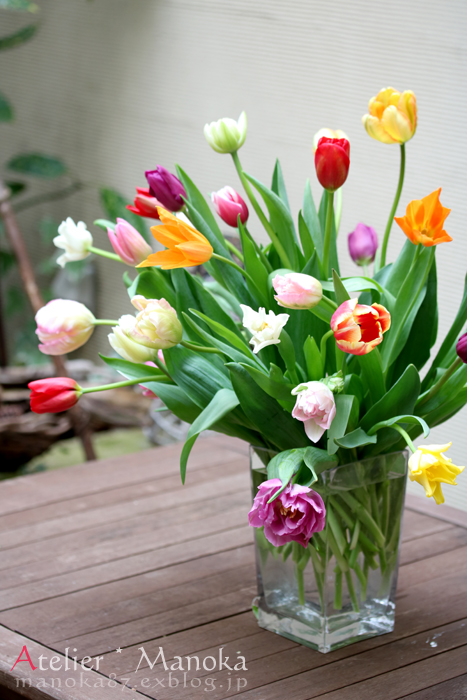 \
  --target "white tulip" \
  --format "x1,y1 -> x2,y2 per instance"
204,112 -> 247,154
53,217 -> 93,267
240,304 -> 289,354
108,315 -> 156,364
